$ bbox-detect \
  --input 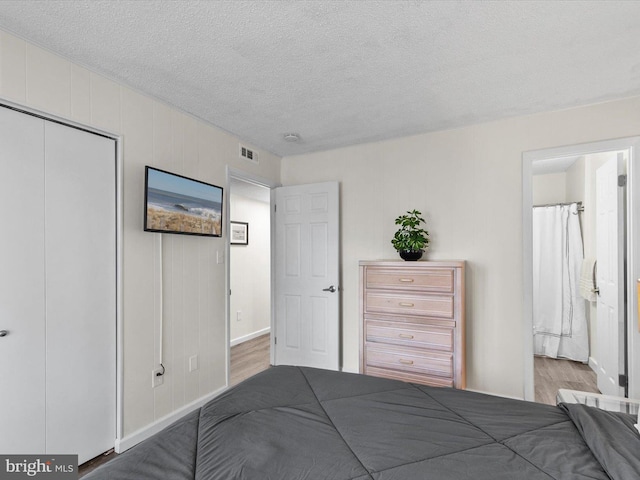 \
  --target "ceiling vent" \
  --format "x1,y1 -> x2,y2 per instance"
240,145 -> 258,164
